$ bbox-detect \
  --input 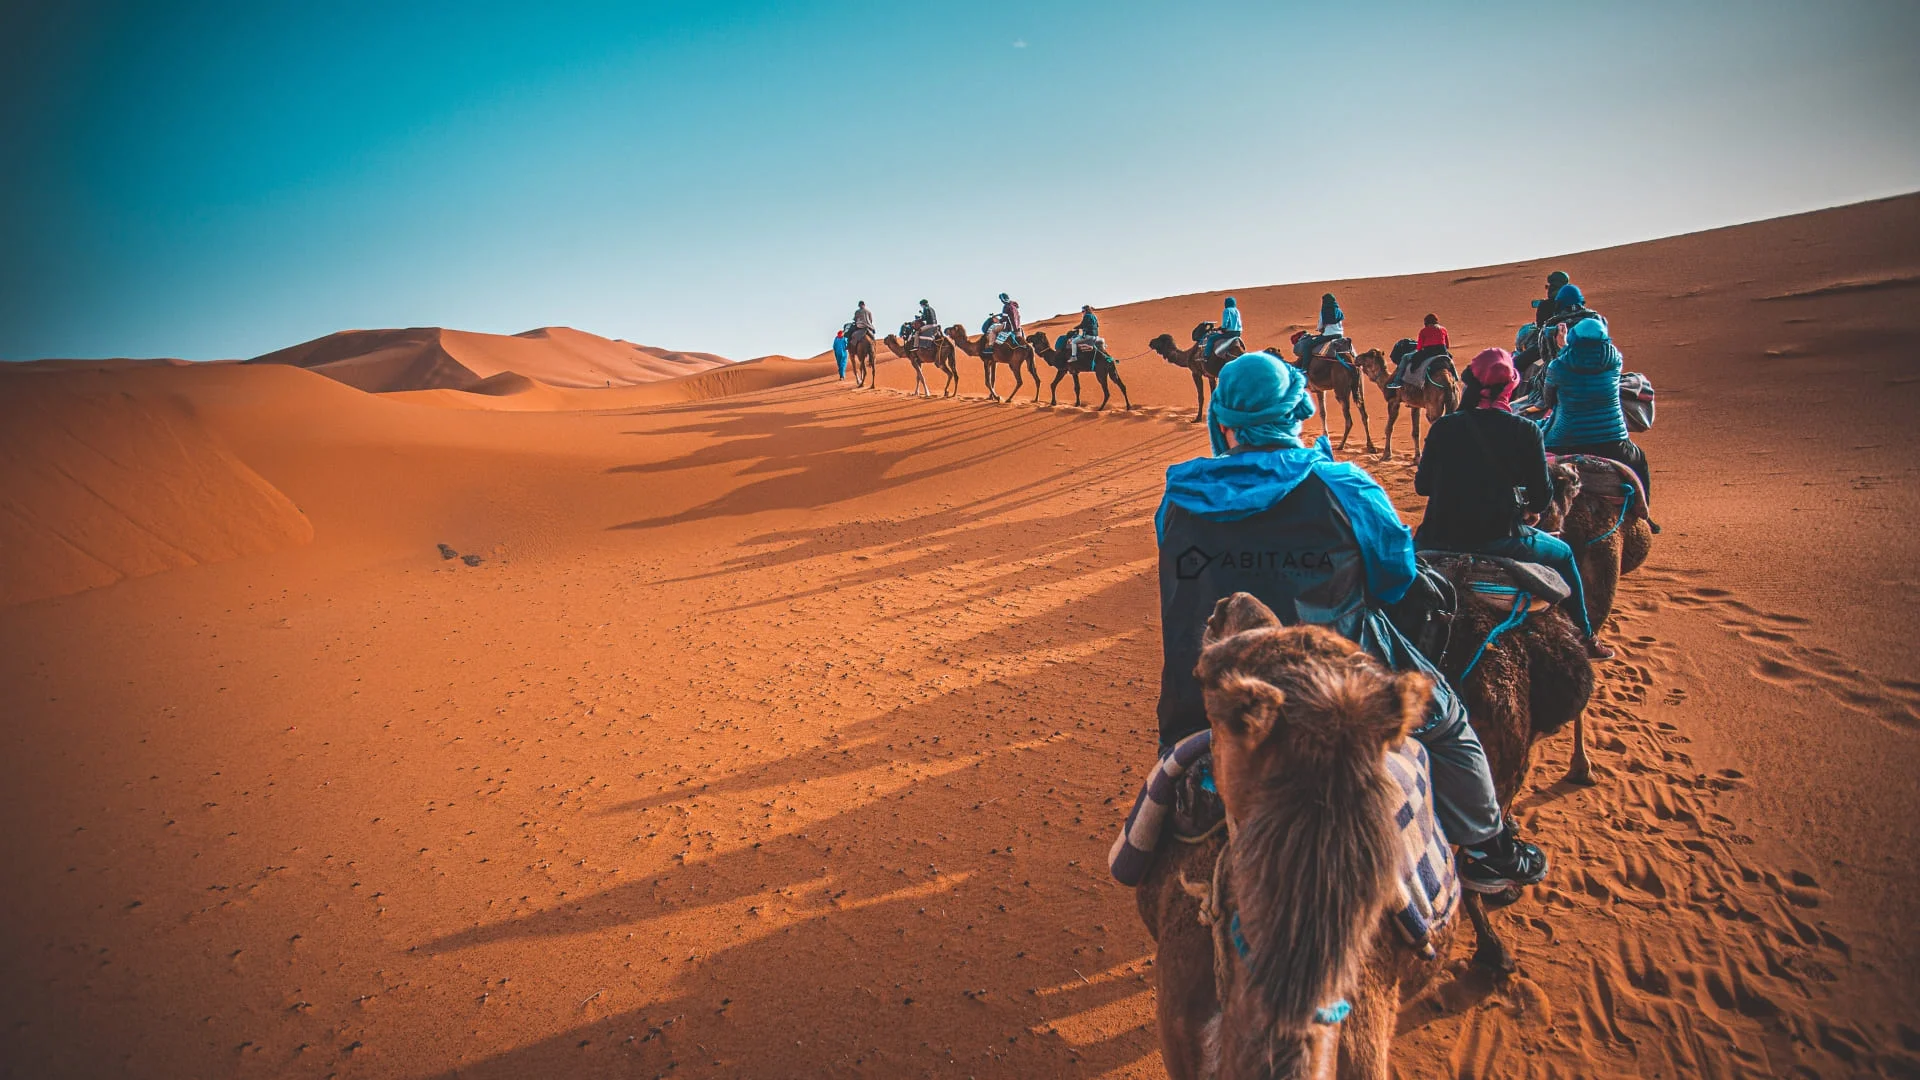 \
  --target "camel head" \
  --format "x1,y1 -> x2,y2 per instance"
1538,460 -> 1582,534
1148,333 -> 1183,363
1026,331 -> 1055,358
944,324 -> 977,355
882,334 -> 910,359
1353,348 -> 1387,383
1195,594 -> 1429,1076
